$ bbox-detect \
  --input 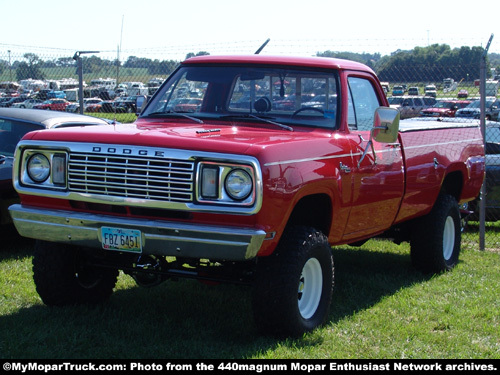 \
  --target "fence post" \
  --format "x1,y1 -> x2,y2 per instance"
72,51 -> 100,115
479,34 -> 494,251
